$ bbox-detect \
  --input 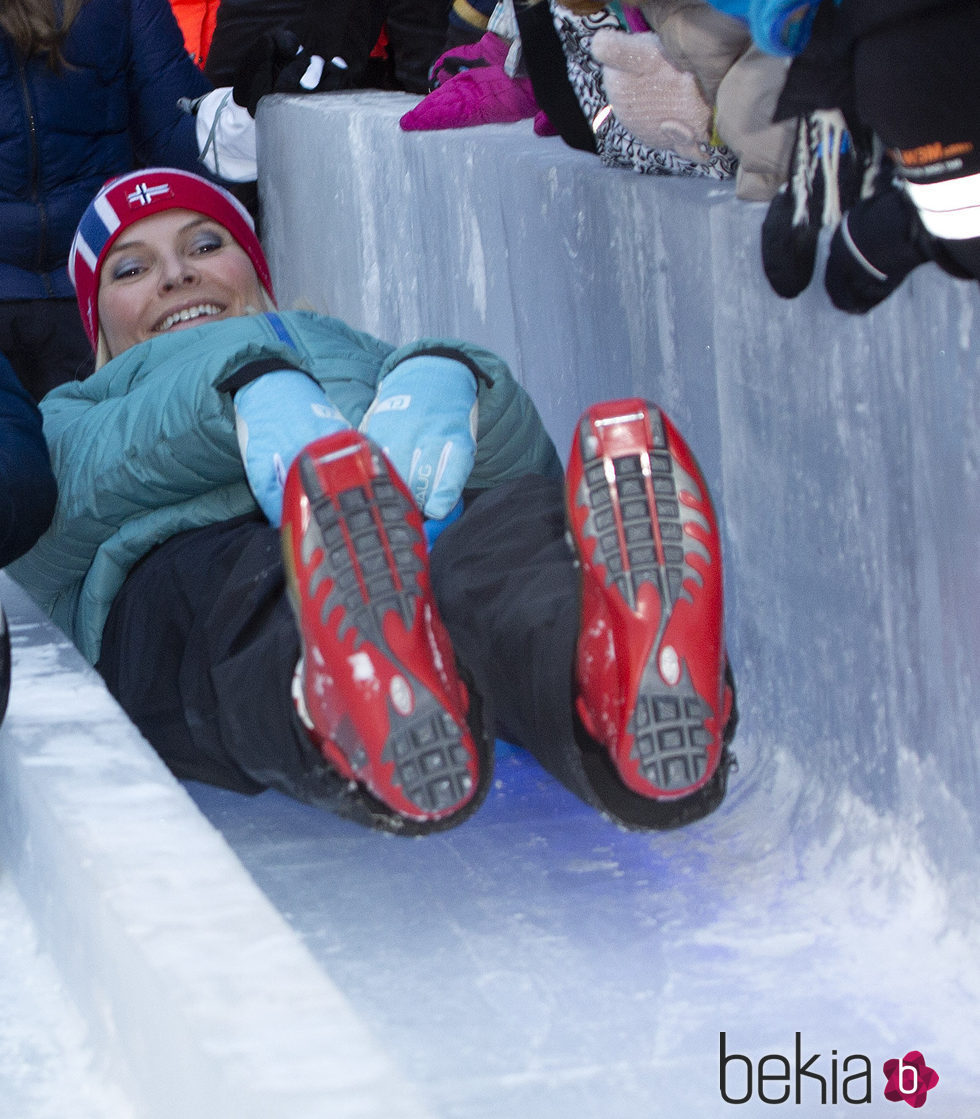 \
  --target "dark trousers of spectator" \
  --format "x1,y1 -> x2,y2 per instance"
0,299 -> 94,402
